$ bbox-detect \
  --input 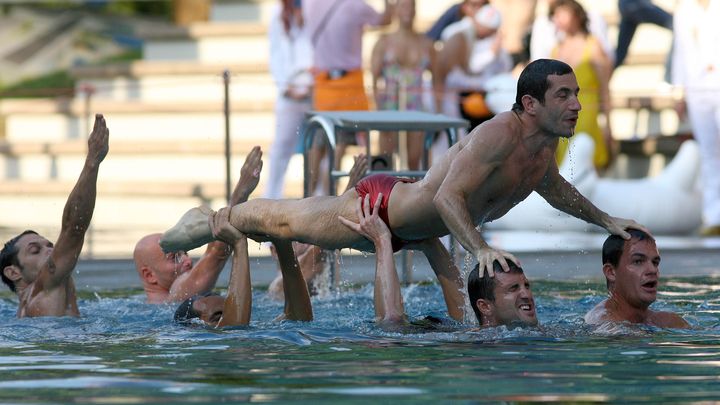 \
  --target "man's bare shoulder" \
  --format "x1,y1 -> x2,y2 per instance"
583,299 -> 609,325
649,310 -> 690,329
17,280 -> 79,317
466,112 -> 523,153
